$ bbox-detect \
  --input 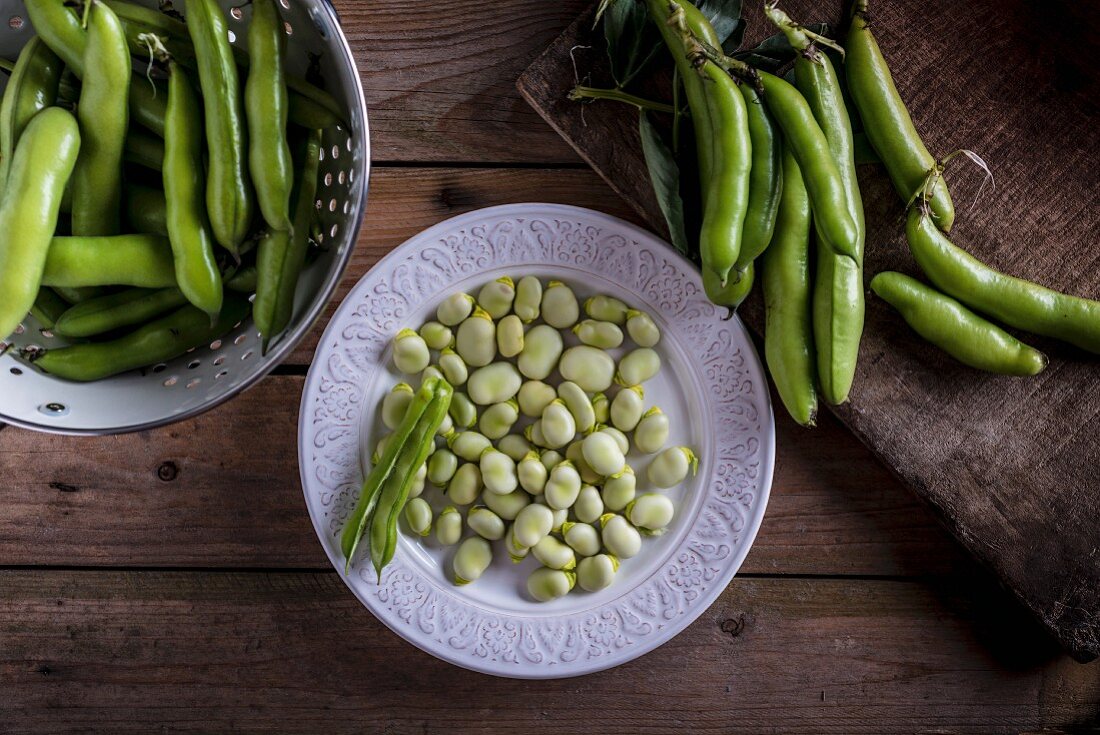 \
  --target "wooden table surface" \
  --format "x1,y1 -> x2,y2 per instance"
1,1 -> 1098,732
